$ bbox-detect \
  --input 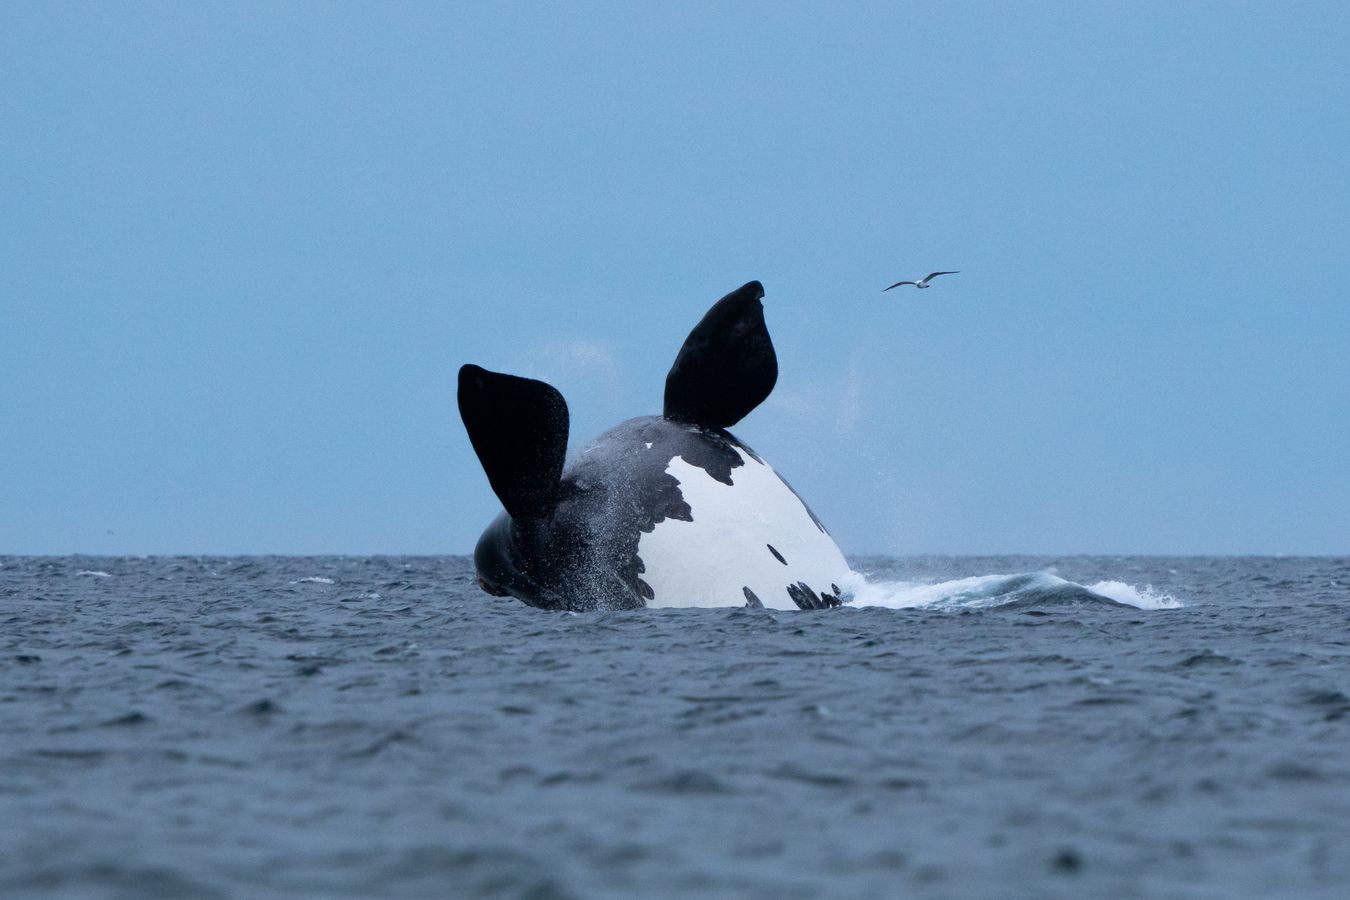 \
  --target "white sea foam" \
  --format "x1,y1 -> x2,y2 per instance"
842,570 -> 1181,611
76,570 -> 111,578
291,576 -> 335,585
1084,580 -> 1183,610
